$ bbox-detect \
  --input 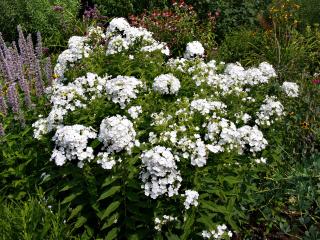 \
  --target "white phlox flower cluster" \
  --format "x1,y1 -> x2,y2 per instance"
140,146 -> 182,199
98,115 -> 136,153
127,105 -> 142,119
202,224 -> 233,239
237,125 -> 268,155
255,96 -> 285,126
190,99 -> 227,116
154,215 -> 178,231
153,74 -> 181,95
183,190 -> 199,209
281,81 -> 299,97
96,152 -> 118,170
33,73 -> 109,139
105,18 -> 169,56
54,36 -> 91,80
105,76 -> 143,109
50,125 -> 97,167
184,41 -> 205,59
205,118 -> 268,155
176,137 -> 208,167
